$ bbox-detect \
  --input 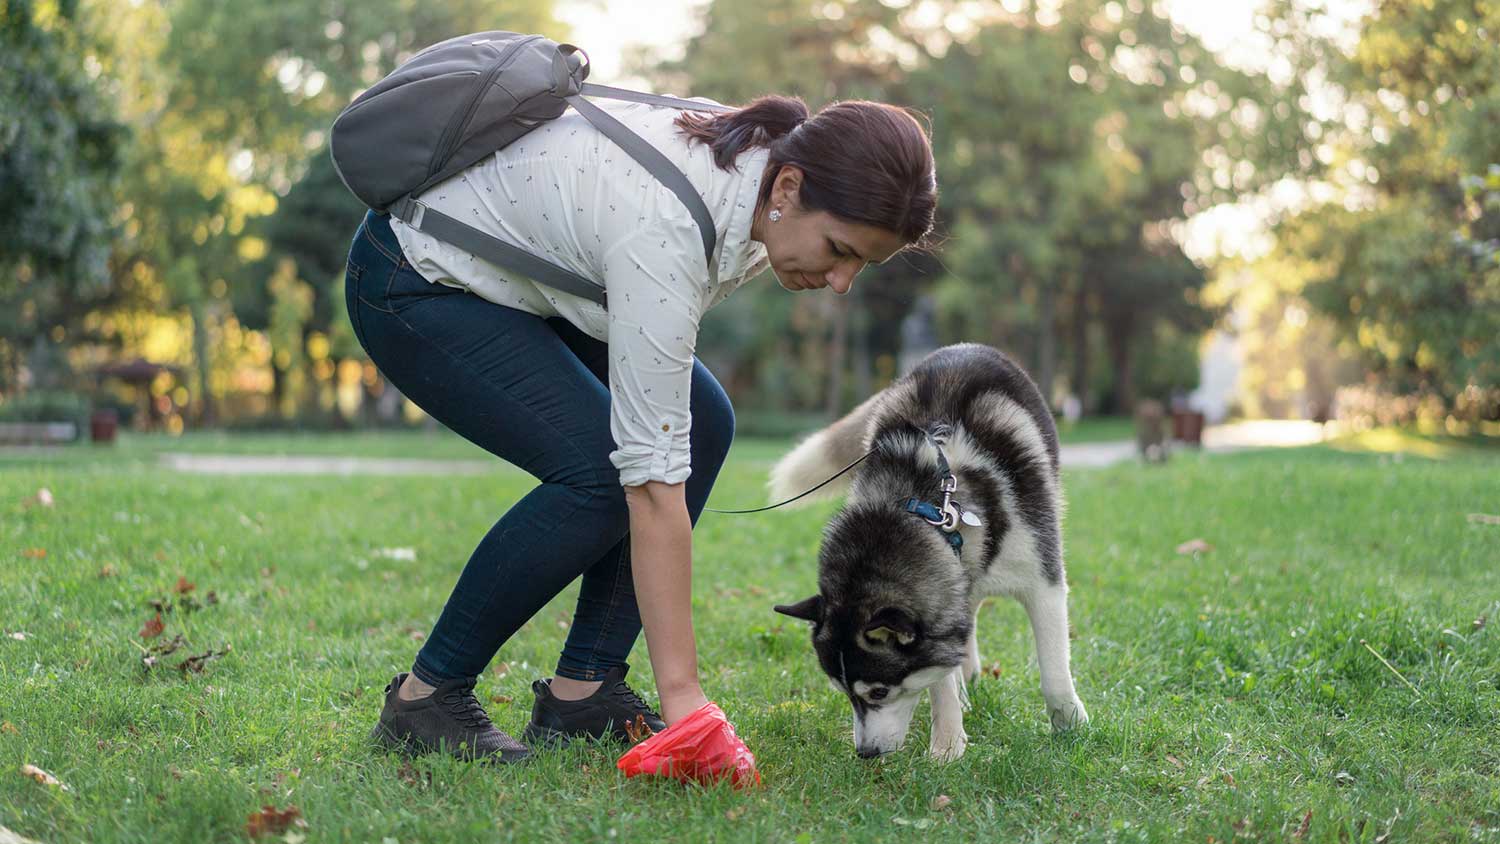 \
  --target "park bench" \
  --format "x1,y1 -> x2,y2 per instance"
0,421 -> 79,445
